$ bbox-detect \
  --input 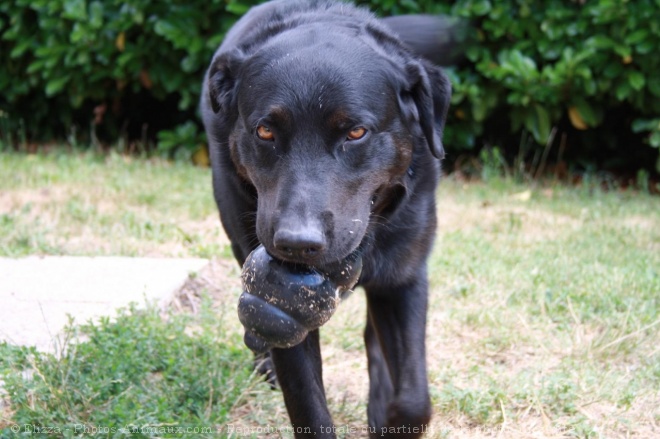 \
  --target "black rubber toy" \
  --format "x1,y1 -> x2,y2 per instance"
238,245 -> 362,352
